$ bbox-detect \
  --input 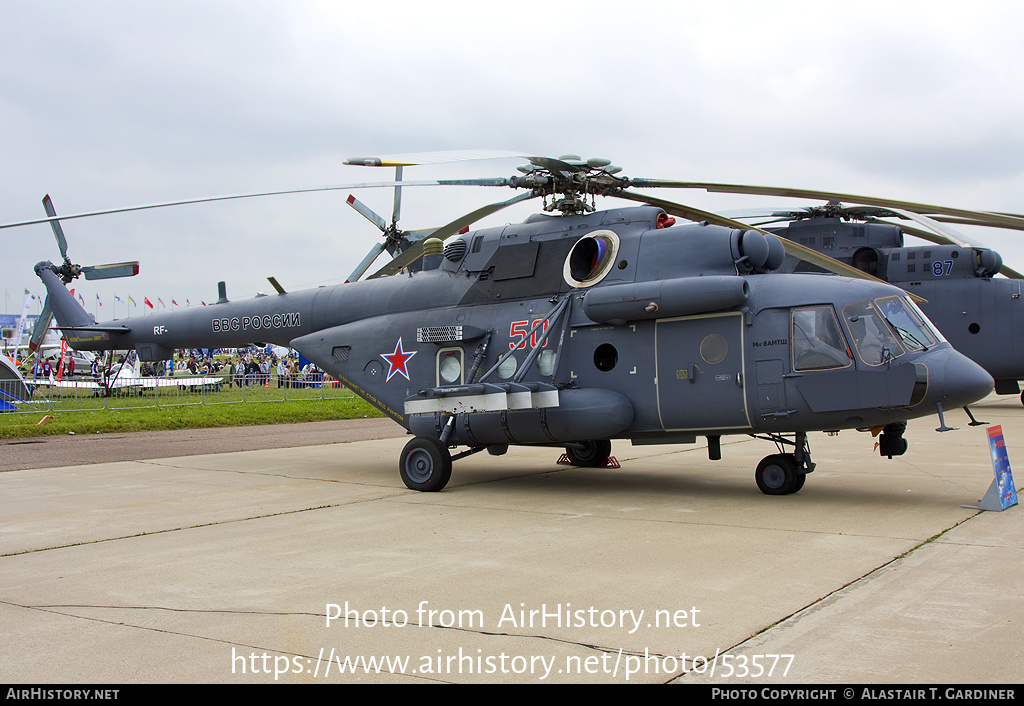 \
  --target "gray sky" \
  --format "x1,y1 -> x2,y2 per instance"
4,0 -> 1024,318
